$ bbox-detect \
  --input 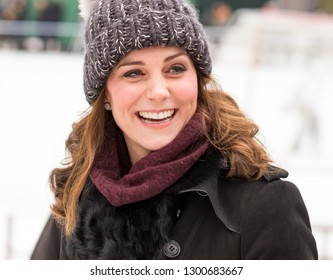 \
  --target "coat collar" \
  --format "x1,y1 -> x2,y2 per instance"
179,161 -> 289,234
